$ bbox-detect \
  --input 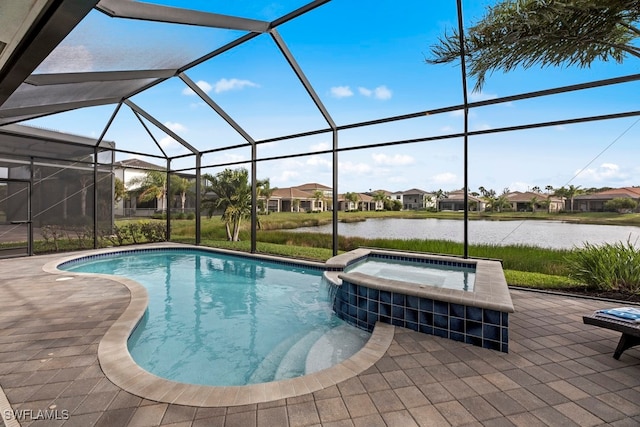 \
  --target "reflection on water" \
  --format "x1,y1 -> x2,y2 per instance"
291,218 -> 640,249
